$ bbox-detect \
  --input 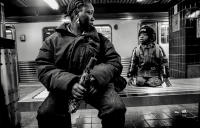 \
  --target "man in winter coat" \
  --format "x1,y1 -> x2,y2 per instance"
35,0 -> 126,128
127,25 -> 170,87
